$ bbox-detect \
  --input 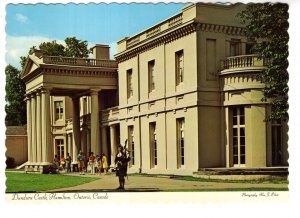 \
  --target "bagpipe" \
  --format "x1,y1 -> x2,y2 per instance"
115,139 -> 131,171
123,139 -> 131,160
